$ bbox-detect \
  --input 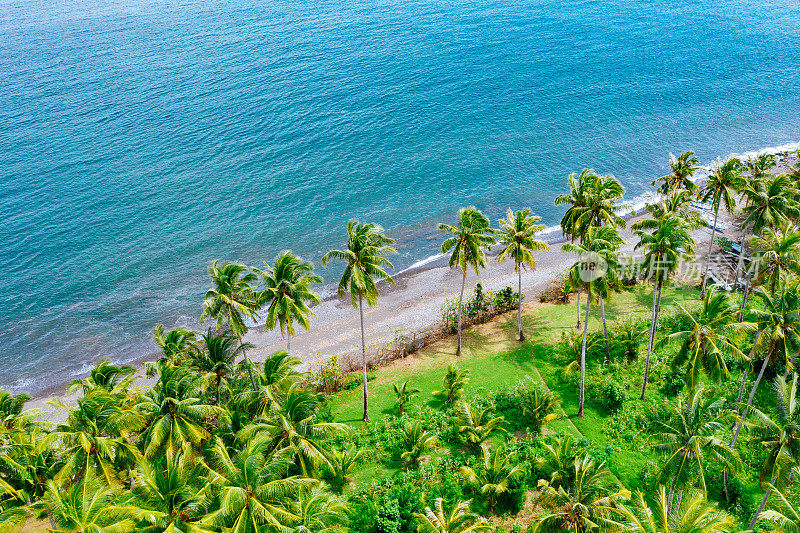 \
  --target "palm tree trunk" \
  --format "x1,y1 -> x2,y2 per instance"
732,349 -> 771,450
215,375 -> 221,406
640,281 -> 662,400
733,224 -> 746,289
239,335 -> 257,391
749,471 -> 779,530
287,332 -> 291,352
359,293 -> 369,422
579,295 -> 591,417
601,296 -> 610,364
457,272 -> 466,356
700,208 -> 719,299
576,286 -> 582,329
518,267 -> 524,341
